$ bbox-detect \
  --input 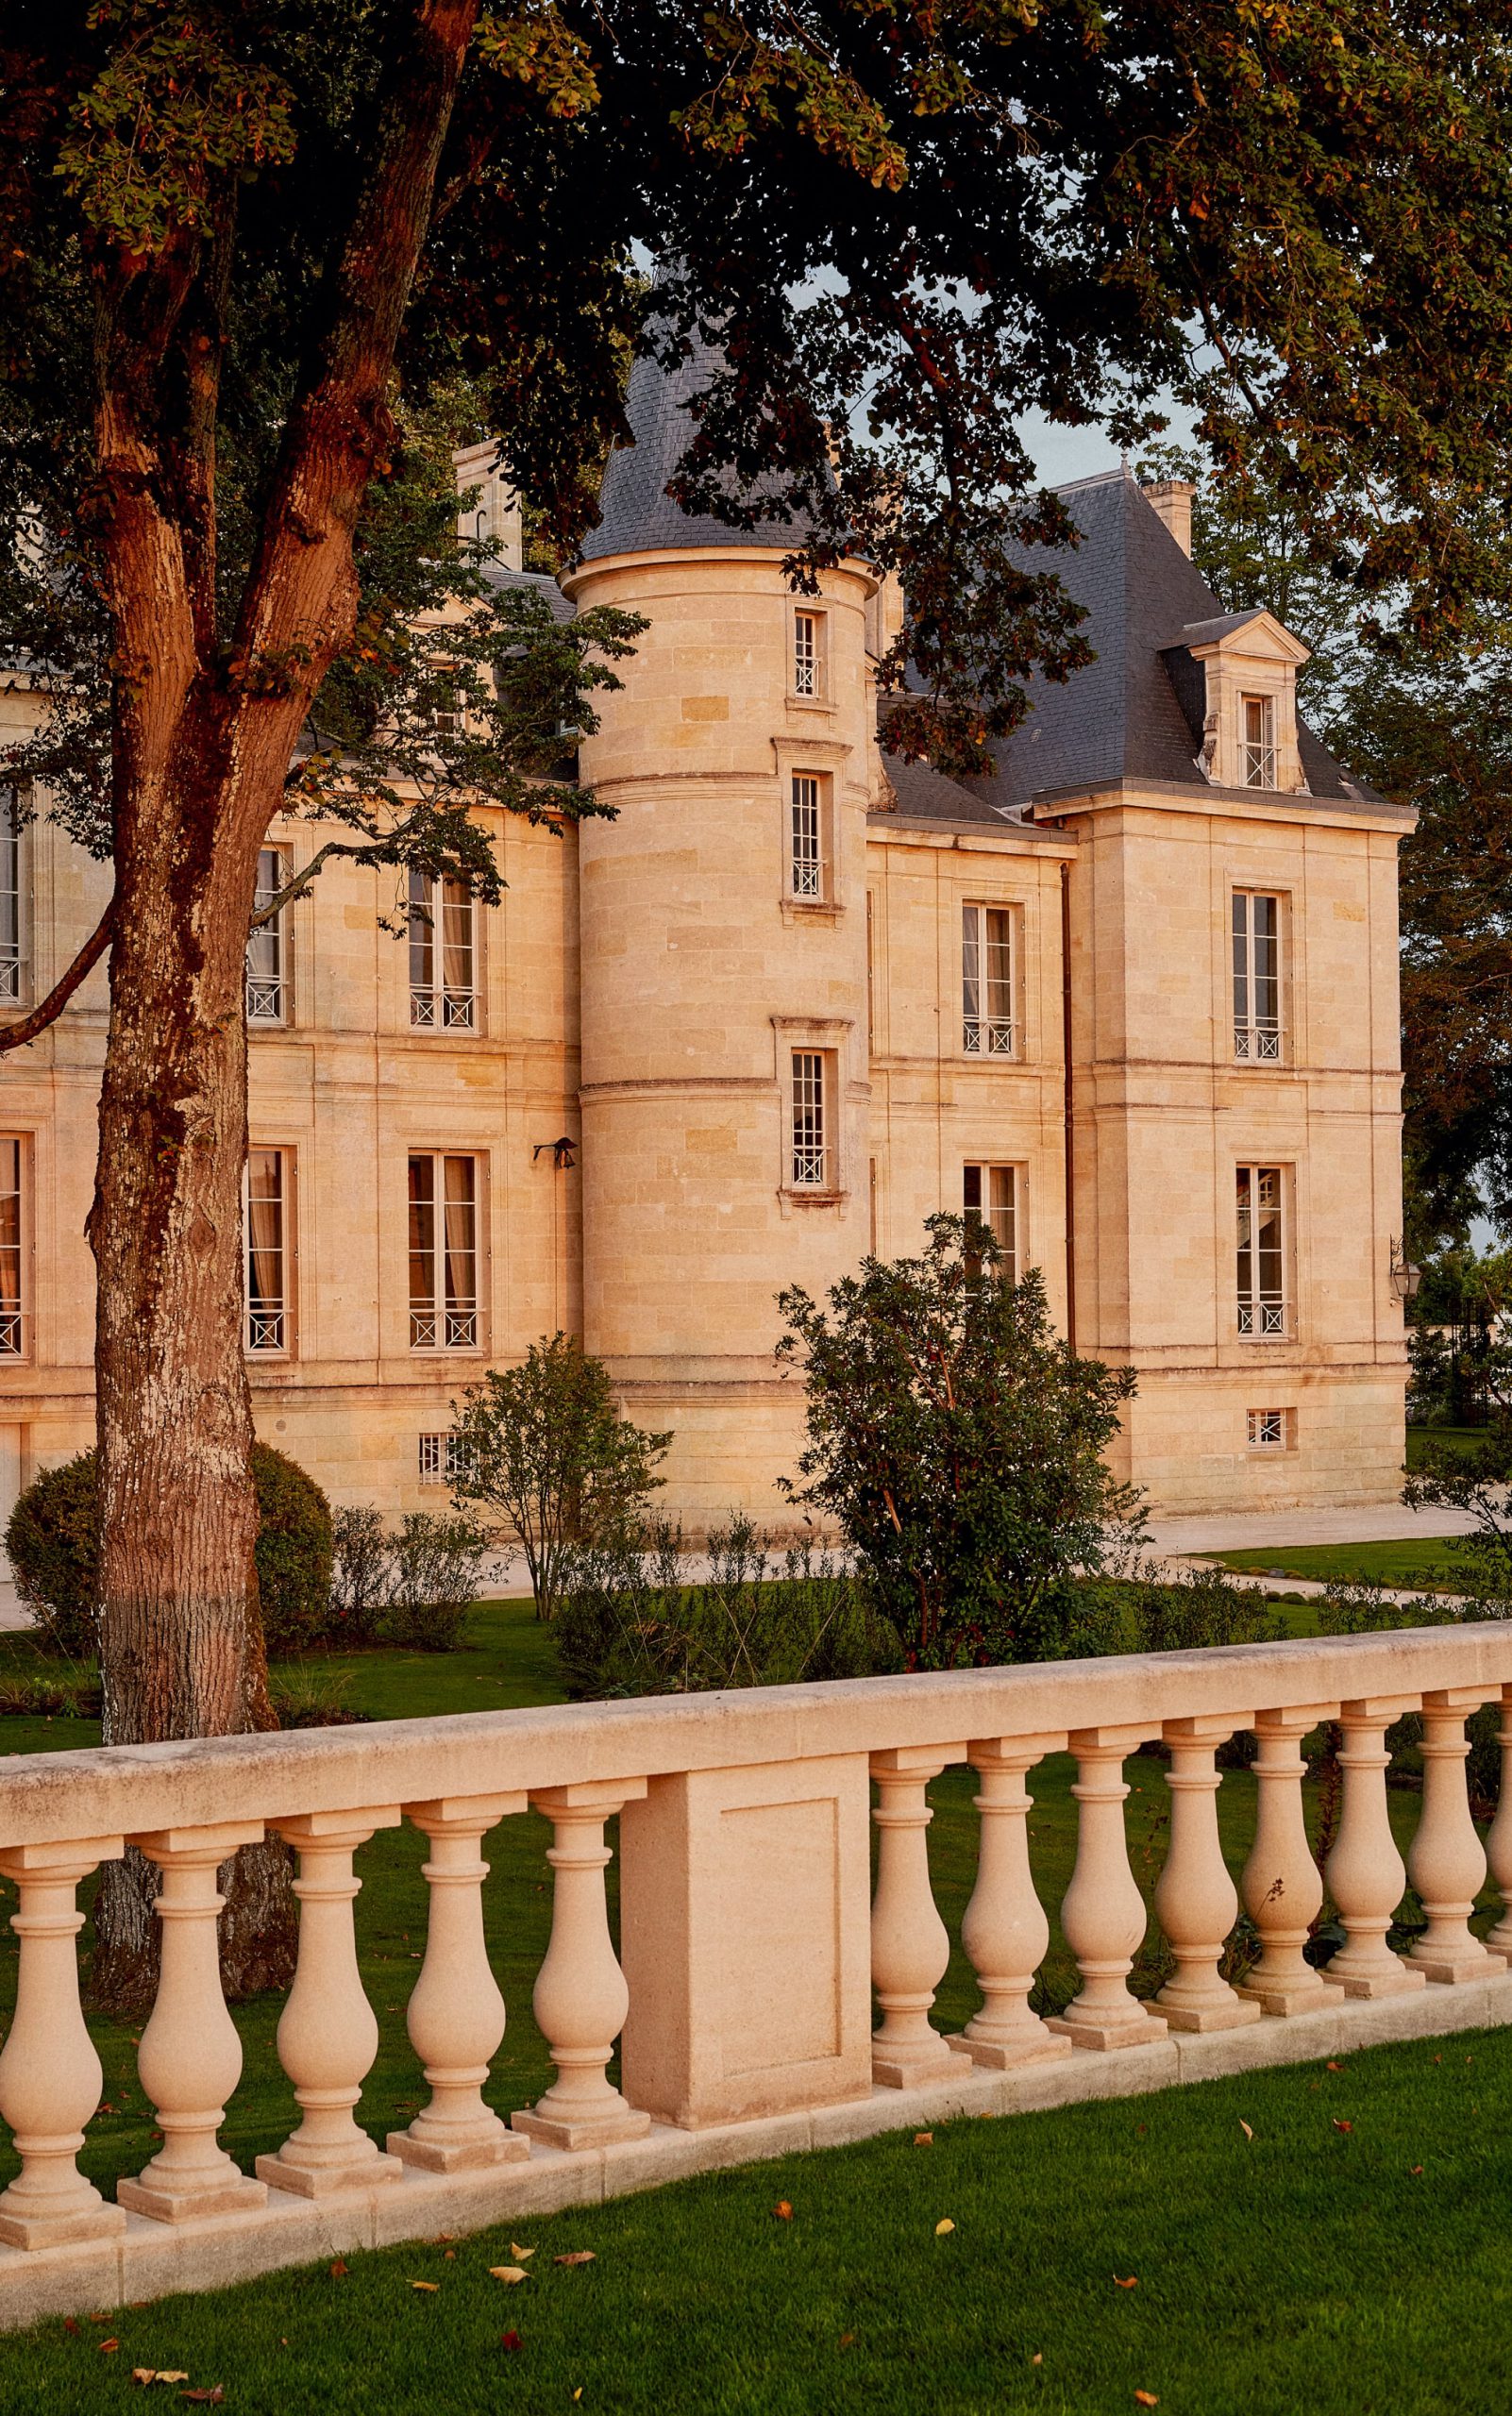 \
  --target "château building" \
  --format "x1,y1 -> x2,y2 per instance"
0,352 -> 1416,1538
